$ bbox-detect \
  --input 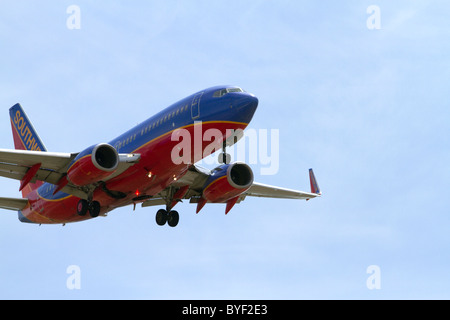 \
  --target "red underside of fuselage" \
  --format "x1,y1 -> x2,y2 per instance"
20,121 -> 247,224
